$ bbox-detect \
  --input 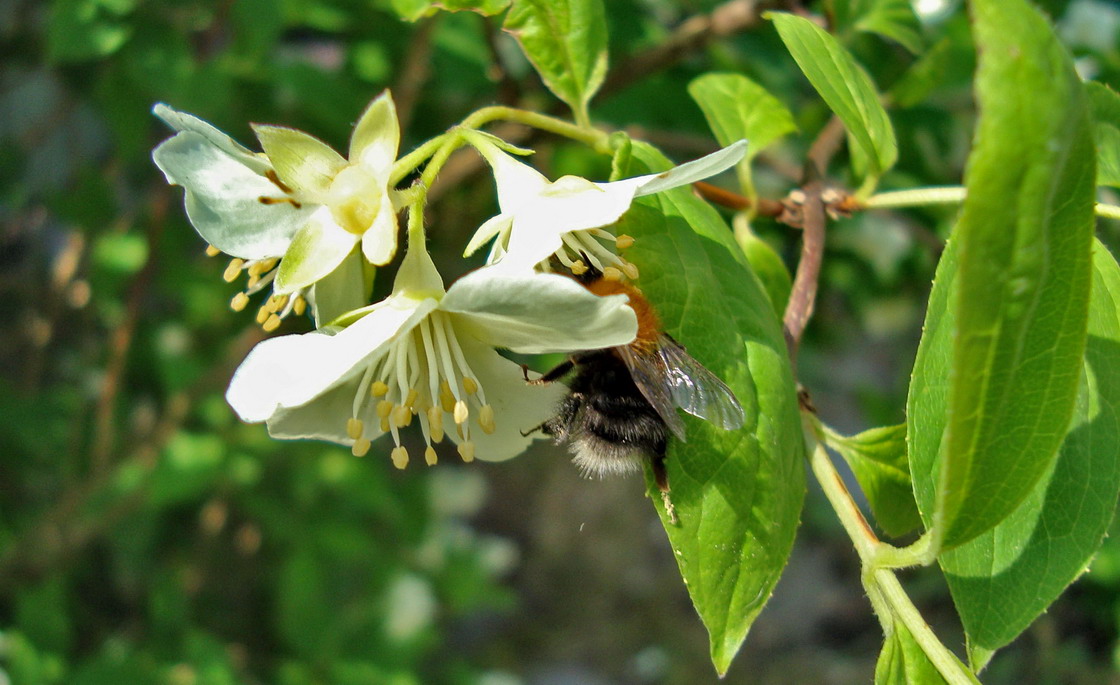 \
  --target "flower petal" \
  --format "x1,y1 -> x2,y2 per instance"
252,124 -> 347,197
350,90 -> 400,172
153,103 -> 270,174
486,150 -> 550,214
444,336 -> 566,462
442,268 -> 638,353
275,208 -> 360,293
310,247 -> 369,327
632,139 -> 748,196
153,132 -> 312,259
226,297 -> 438,422
463,213 -> 512,257
360,192 -> 399,265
